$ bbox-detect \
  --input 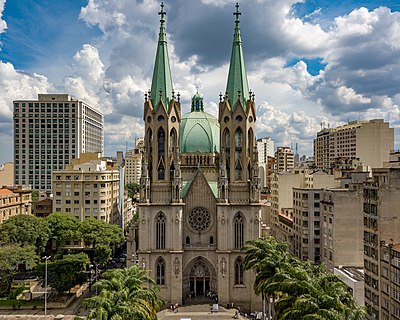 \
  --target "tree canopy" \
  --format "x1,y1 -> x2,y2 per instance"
83,266 -> 163,320
125,183 -> 140,200
36,253 -> 89,294
242,237 -> 366,320
46,212 -> 80,253
0,214 -> 50,253
0,244 -> 38,295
